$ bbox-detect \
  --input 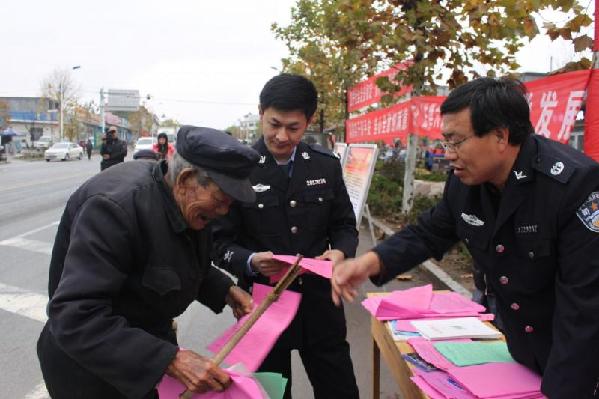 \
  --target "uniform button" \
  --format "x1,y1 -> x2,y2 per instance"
290,200 -> 297,207
290,226 -> 298,234
524,325 -> 534,333
511,303 -> 520,311
318,197 -> 323,202
464,238 -> 470,244
528,251 -> 534,259
257,203 -> 264,209
298,277 -> 303,285
495,244 -> 505,253
499,276 -> 509,285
